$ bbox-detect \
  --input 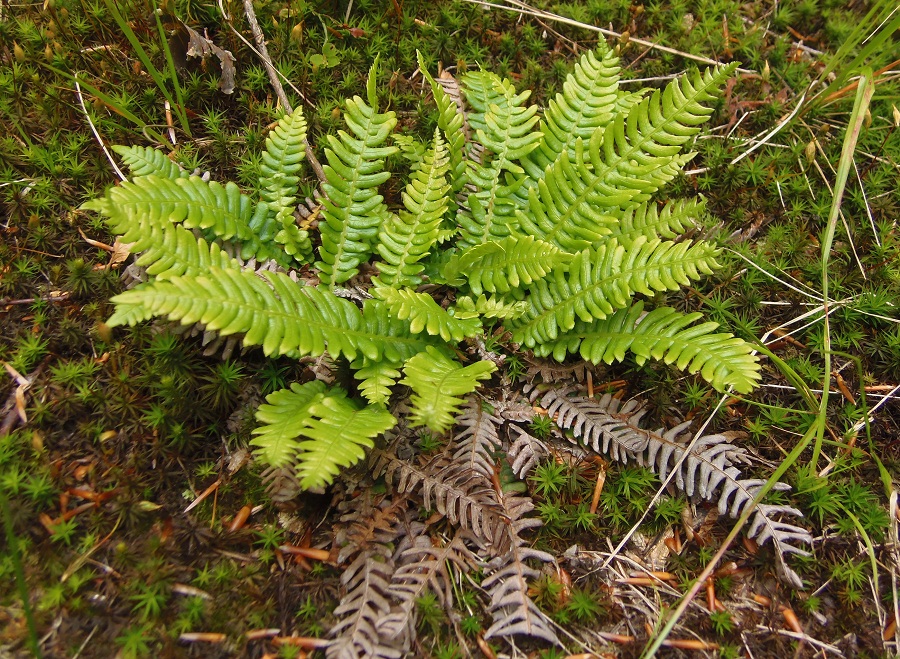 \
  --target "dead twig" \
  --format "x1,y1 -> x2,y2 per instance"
237,0 -> 326,185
